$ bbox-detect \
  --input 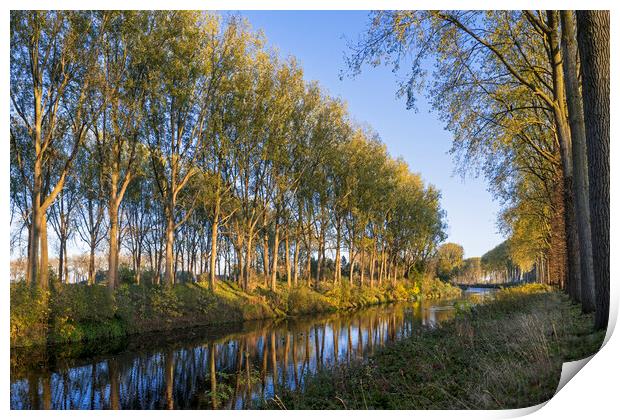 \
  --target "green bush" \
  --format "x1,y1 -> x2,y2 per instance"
50,284 -> 117,323
50,316 -> 125,343
49,284 -> 119,343
140,269 -> 157,285
114,284 -> 183,333
10,282 -> 50,347
419,276 -> 461,299
10,273 -> 461,348
118,264 -> 136,285
174,282 -> 219,315
287,286 -> 336,315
